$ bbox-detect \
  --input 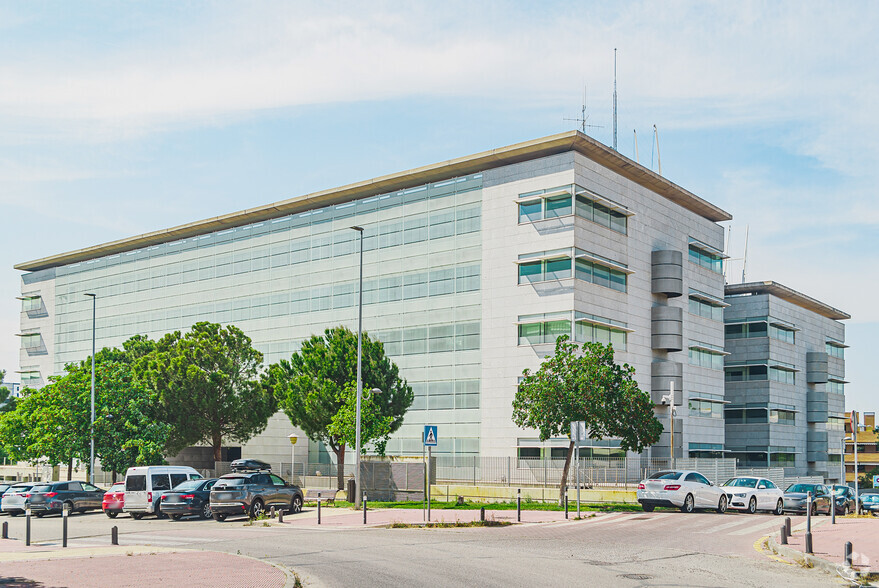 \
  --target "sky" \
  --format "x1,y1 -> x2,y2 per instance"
0,1 -> 876,412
